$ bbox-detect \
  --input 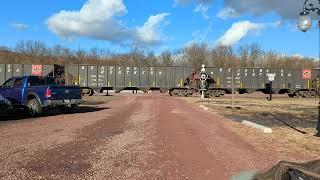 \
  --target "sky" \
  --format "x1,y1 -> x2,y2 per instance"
0,0 -> 319,57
